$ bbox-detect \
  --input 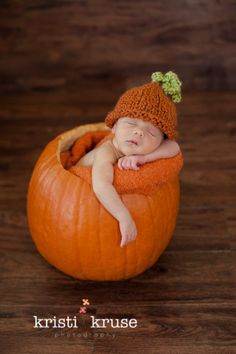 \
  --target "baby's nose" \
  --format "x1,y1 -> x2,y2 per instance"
133,128 -> 144,137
